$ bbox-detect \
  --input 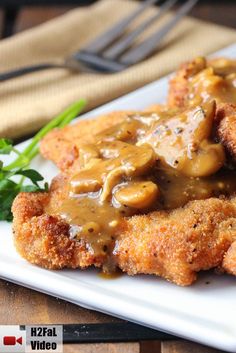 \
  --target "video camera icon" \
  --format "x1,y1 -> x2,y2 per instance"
3,336 -> 23,346
0,327 -> 25,352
